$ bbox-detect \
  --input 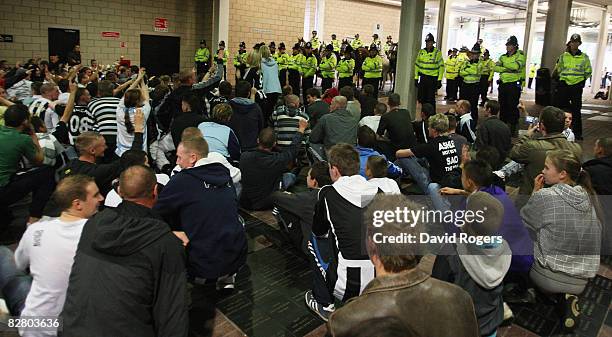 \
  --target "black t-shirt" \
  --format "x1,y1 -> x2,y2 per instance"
411,135 -> 459,184
377,108 -> 417,149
